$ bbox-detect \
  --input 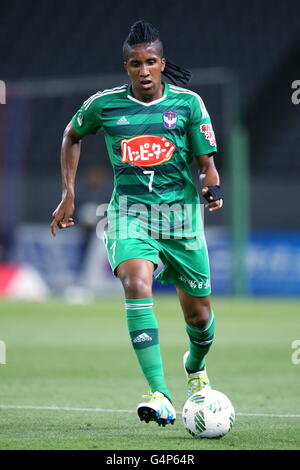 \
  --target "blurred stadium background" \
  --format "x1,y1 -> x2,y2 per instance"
1,0 -> 300,301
